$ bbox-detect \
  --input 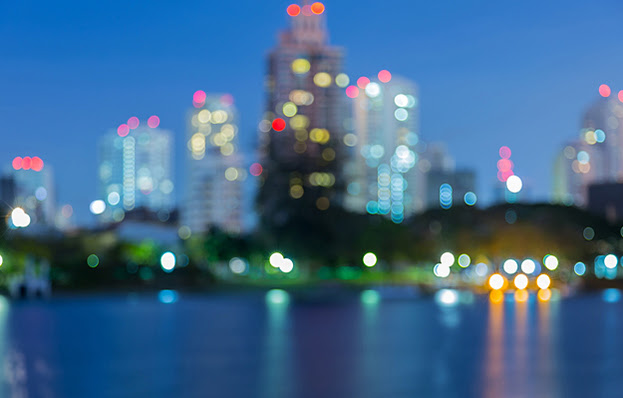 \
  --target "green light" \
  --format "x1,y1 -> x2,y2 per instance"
87,254 -> 99,268
361,290 -> 380,305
